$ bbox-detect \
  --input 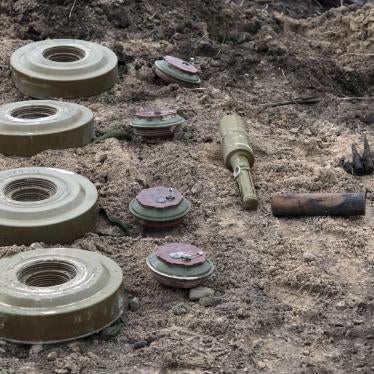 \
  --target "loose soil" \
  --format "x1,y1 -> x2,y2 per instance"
0,0 -> 373,373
